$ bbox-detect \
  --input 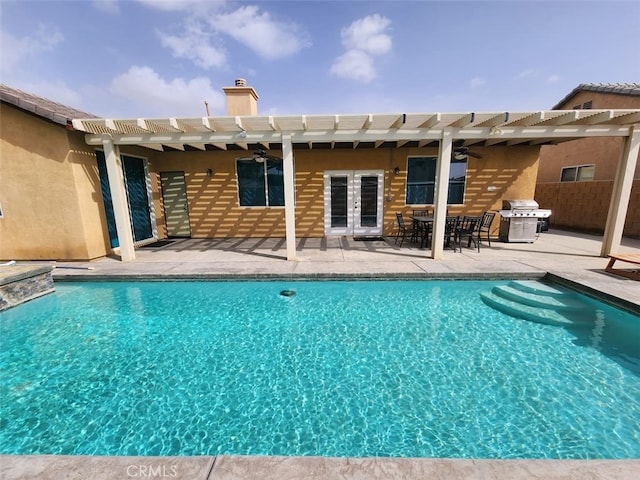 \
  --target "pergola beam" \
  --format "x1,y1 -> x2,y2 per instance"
80,124 -> 633,147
